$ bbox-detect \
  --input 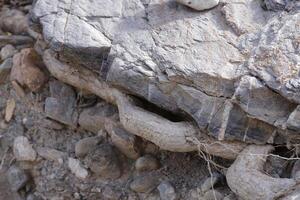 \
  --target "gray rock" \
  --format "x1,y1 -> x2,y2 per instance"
0,58 -> 13,85
262,0 -> 297,11
130,173 -> 159,193
203,190 -> 224,200
0,35 -> 33,48
68,158 -> 89,179
7,165 -> 29,191
201,175 -> 219,193
157,181 -> 177,200
135,155 -> 160,172
45,81 -> 78,127
287,106 -> 300,131
36,147 -> 66,163
75,136 -> 102,158
105,121 -> 141,159
291,160 -> 300,181
84,143 -> 121,179
176,0 -> 219,11
13,136 -> 37,161
1,44 -> 17,60
0,9 -> 28,34
78,102 -> 117,133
